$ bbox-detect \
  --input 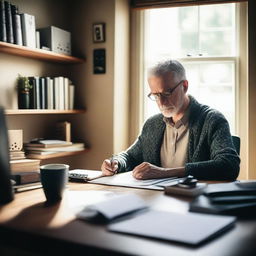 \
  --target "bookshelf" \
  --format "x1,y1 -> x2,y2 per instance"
1,0 -> 90,167
0,41 -> 85,64
5,109 -> 86,115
